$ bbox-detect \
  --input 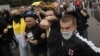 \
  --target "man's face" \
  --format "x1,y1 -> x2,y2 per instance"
19,6 -> 26,15
25,17 -> 35,28
60,21 -> 76,32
